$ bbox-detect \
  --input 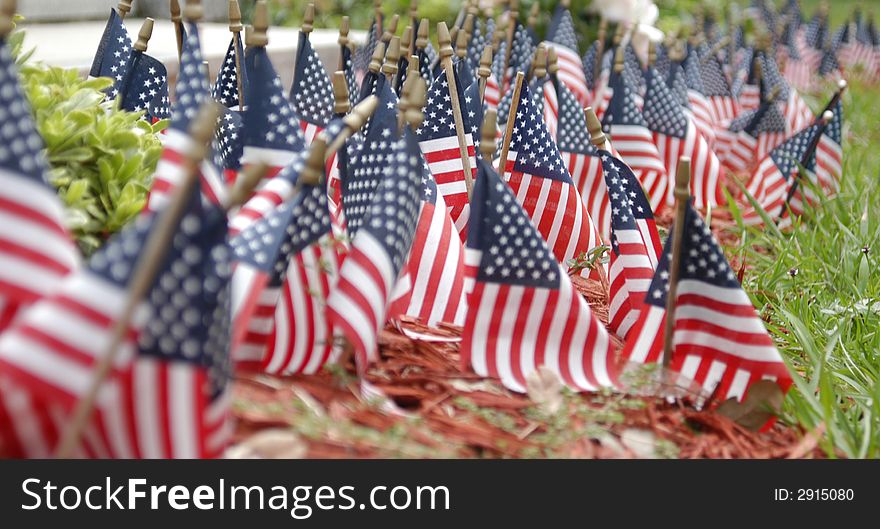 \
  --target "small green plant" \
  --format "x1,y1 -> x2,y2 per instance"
567,244 -> 610,276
